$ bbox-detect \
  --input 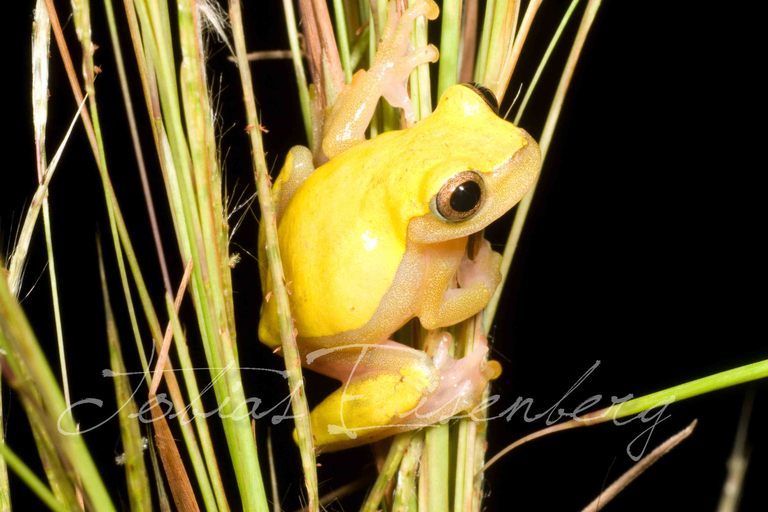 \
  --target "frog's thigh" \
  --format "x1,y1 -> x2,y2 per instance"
273,145 -> 314,219
258,145 -> 315,337
303,339 -> 433,383
306,340 -> 438,451
418,238 -> 501,329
